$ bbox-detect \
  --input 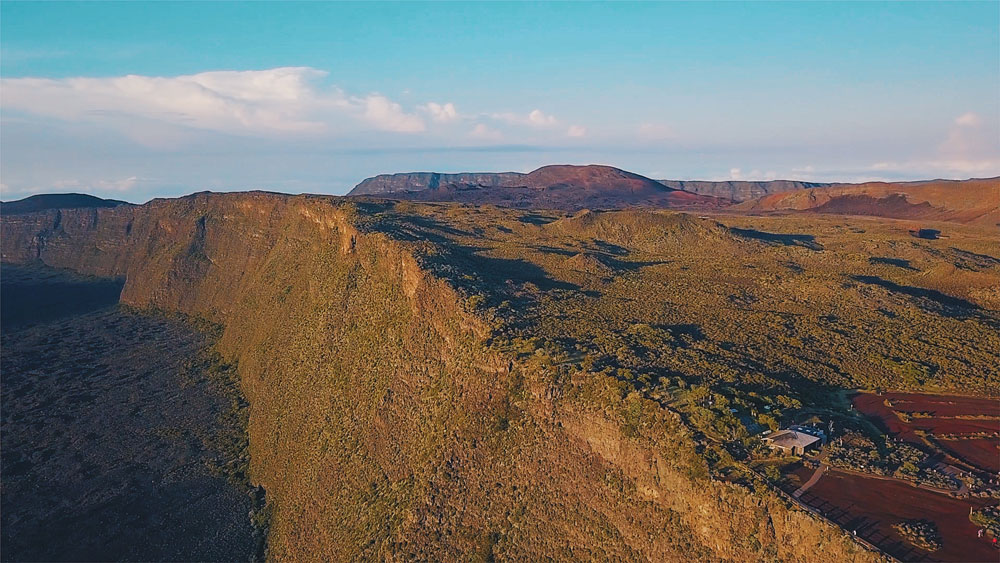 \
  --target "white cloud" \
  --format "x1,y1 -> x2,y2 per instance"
0,67 -> 427,138
849,112 -> 1000,181
528,109 -> 556,126
492,109 -> 559,128
867,159 -> 1000,177
361,94 -> 425,132
469,123 -> 503,141
763,159 -> 1000,183
52,176 -> 142,192
0,67 -> 596,146
99,176 -> 141,192
717,168 -> 780,181
2,68 -> 326,135
955,112 -> 983,127
421,101 -> 459,122
941,111 -> 996,159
